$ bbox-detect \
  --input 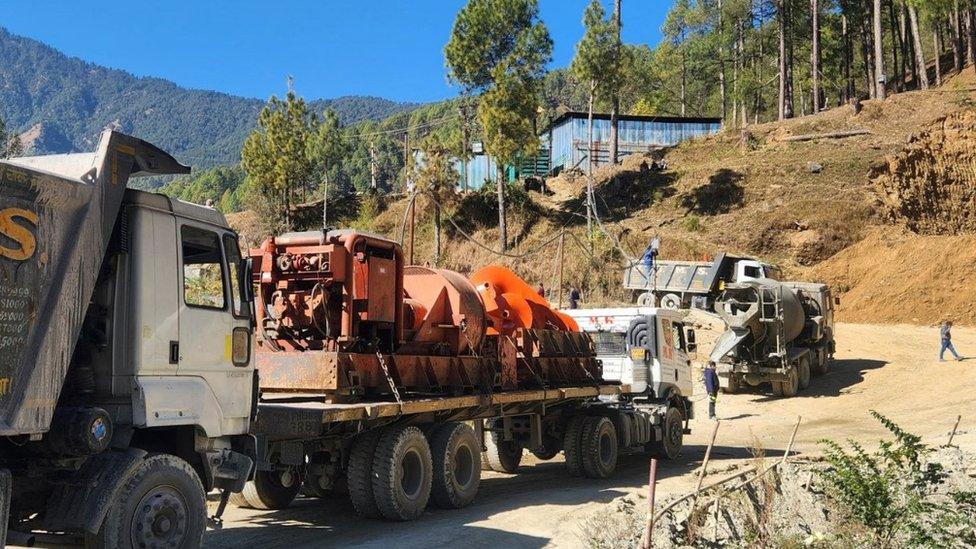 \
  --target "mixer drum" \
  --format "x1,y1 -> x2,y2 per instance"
715,279 -> 805,343
402,266 -> 487,353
